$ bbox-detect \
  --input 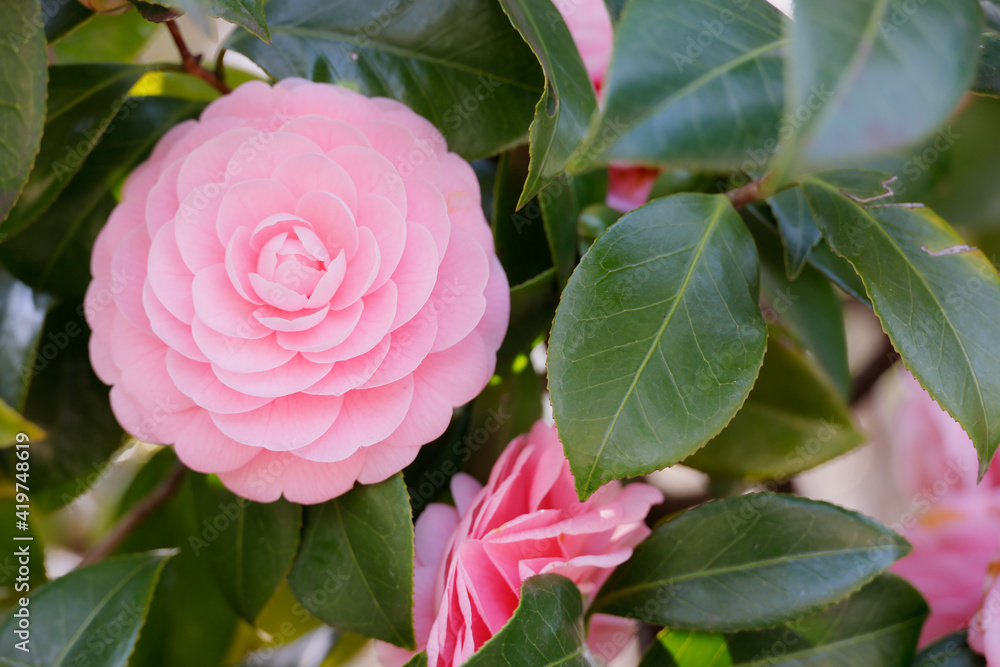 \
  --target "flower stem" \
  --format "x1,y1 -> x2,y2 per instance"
166,20 -> 232,95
